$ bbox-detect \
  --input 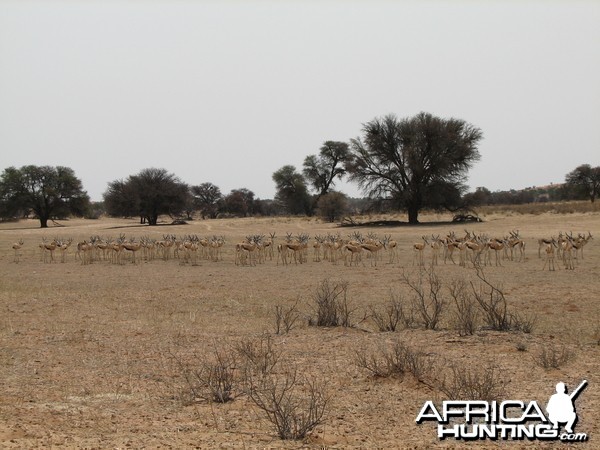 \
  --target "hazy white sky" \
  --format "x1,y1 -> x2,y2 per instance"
1,0 -> 599,201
